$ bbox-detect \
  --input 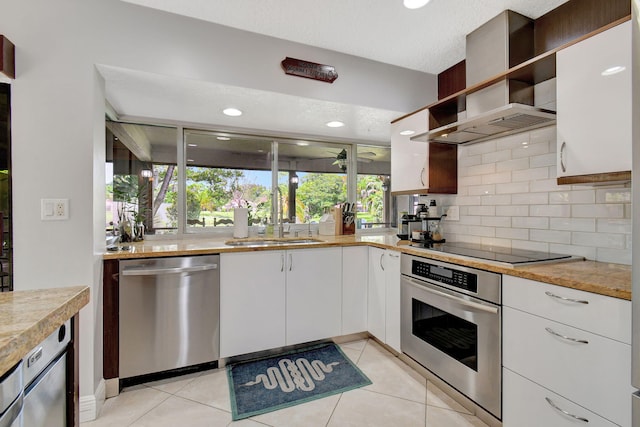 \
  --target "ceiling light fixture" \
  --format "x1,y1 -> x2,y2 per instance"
601,66 -> 626,76
223,108 -> 242,117
187,143 -> 198,147
326,121 -> 345,128
216,136 -> 231,141
140,169 -> 153,178
296,141 -> 310,146
403,0 -> 431,9
399,130 -> 416,136
187,159 -> 195,162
